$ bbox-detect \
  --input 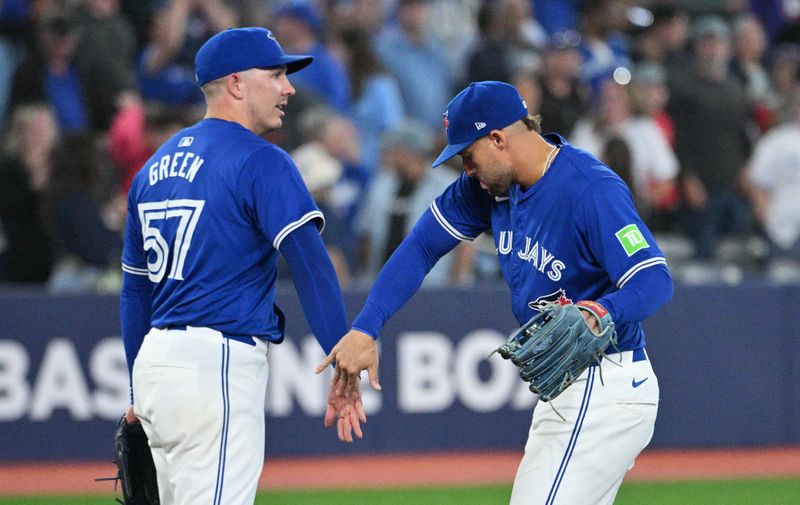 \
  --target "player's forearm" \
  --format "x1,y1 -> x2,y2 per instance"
282,223 -> 349,354
352,240 -> 430,336
120,272 -> 152,384
353,214 -> 459,336
597,263 -> 673,324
